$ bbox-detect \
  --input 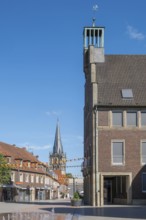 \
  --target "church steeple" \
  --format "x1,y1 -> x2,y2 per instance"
53,121 -> 63,154
49,121 -> 66,174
